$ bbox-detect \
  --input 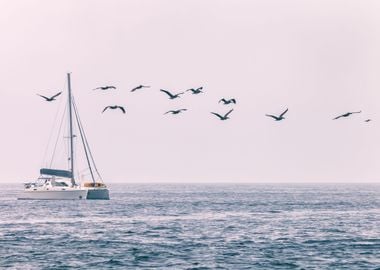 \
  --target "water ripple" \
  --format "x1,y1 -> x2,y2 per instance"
0,183 -> 379,269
